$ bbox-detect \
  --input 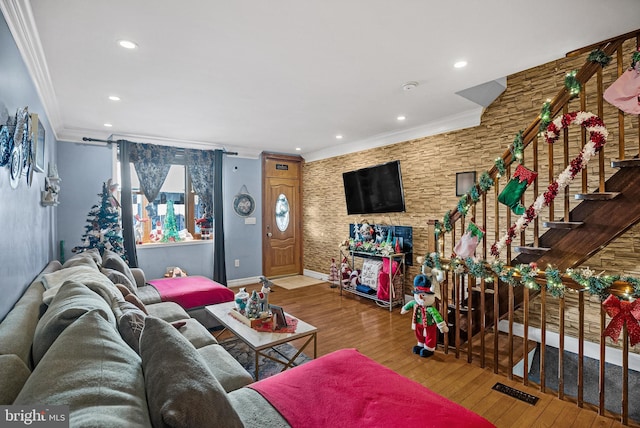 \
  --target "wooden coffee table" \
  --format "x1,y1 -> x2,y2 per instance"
205,301 -> 317,380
